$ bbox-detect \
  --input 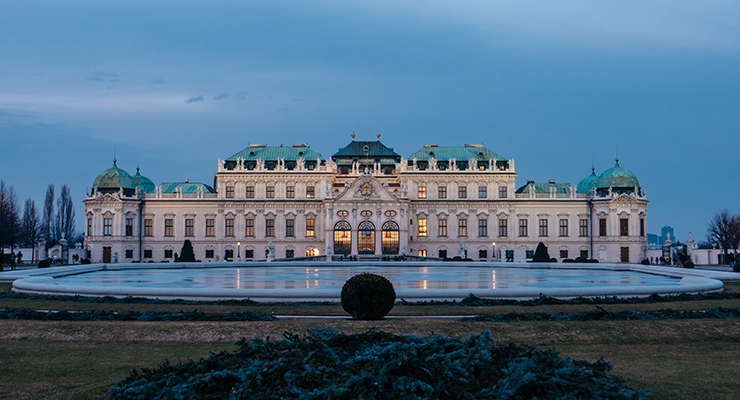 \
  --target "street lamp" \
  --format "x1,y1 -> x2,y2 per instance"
237,242 -> 241,262
491,241 -> 496,262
